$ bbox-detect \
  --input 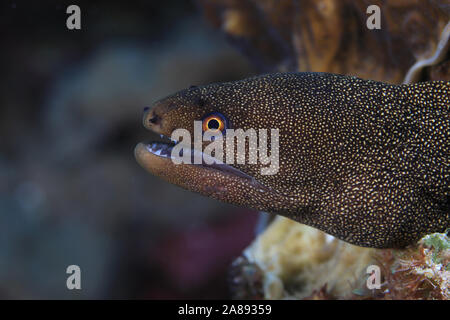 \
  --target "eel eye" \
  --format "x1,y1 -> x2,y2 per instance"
202,113 -> 227,132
